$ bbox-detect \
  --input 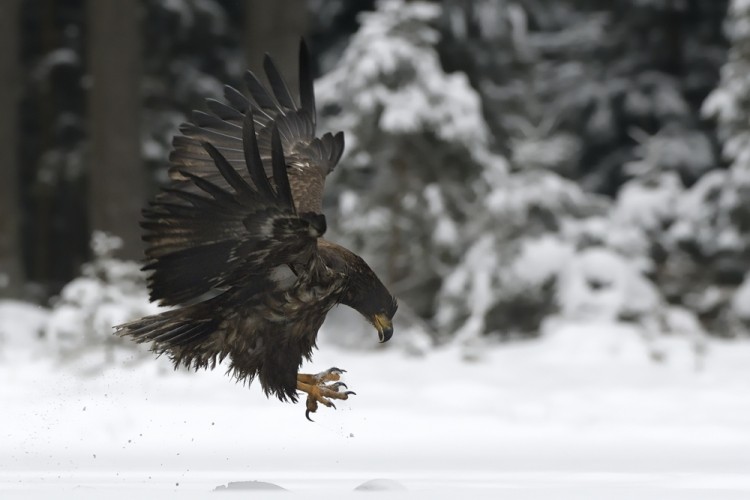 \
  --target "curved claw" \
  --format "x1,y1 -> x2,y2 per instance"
328,382 -> 348,391
330,402 -> 337,410
344,391 -> 357,396
306,410 -> 315,422
328,367 -> 347,374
